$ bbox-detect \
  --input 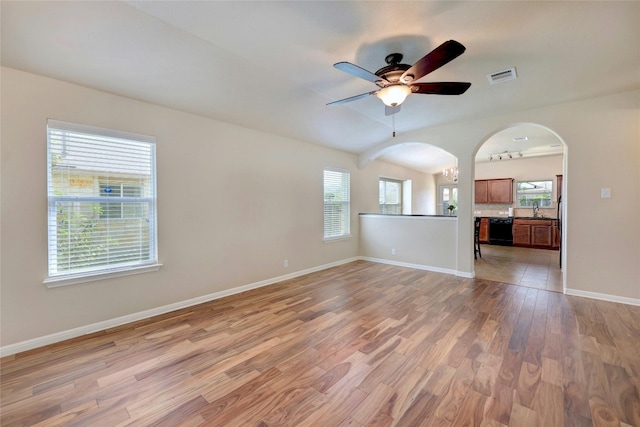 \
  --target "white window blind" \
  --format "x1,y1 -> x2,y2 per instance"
323,168 -> 350,240
379,178 -> 402,214
46,120 -> 158,283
